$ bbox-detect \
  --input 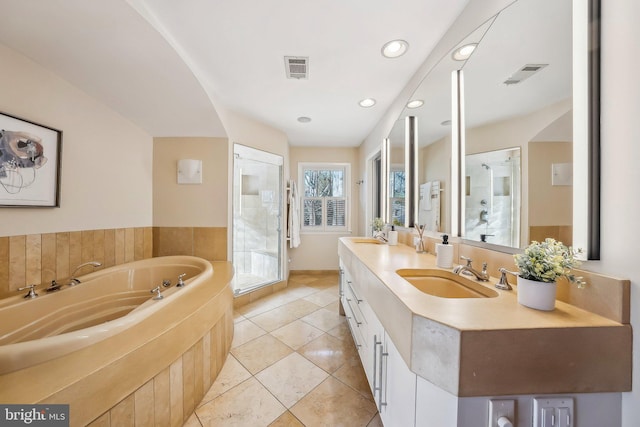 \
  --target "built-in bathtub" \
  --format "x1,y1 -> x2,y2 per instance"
0,256 -> 234,426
